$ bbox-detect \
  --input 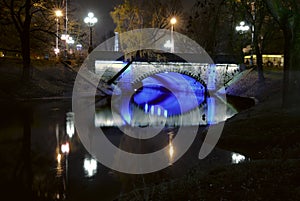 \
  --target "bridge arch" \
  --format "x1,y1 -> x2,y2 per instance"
131,67 -> 207,90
